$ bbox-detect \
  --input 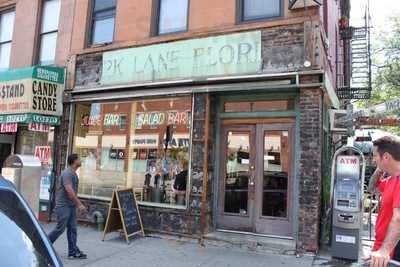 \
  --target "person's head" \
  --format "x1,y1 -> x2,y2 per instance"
67,154 -> 81,169
372,136 -> 400,174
